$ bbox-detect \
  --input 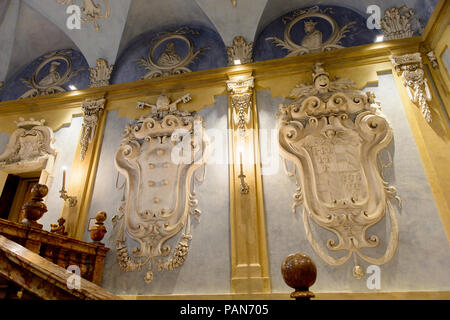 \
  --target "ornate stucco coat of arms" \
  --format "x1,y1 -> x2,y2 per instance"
0,118 -> 56,170
113,93 -> 208,283
277,63 -> 401,278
